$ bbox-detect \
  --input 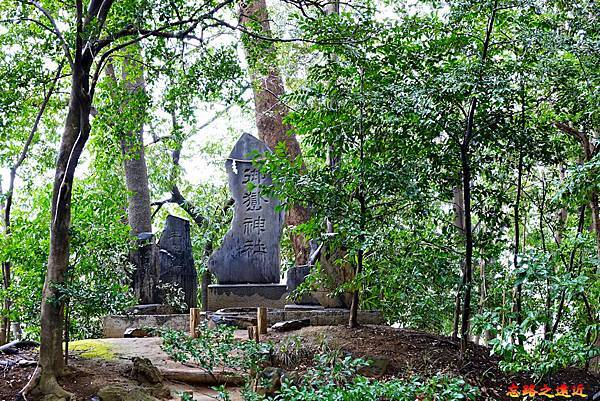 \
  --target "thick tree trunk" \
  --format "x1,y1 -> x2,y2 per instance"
120,54 -> 153,236
240,0 -> 310,265
122,129 -> 153,235
39,62 -> 92,396
109,56 -> 158,304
